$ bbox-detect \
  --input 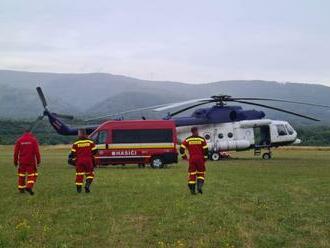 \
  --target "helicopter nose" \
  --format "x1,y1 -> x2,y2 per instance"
293,138 -> 301,144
